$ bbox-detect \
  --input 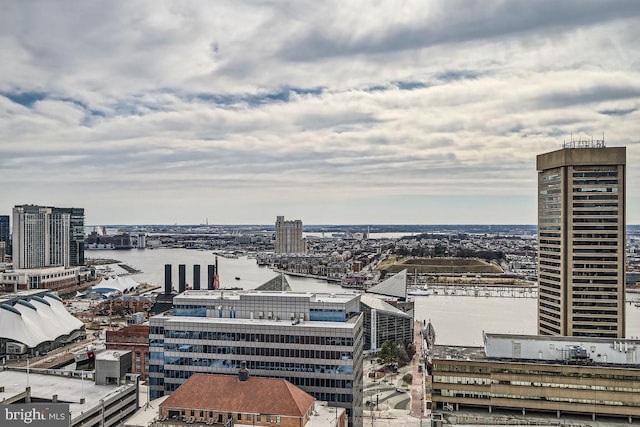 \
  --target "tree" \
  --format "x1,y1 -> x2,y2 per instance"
379,340 -> 398,365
